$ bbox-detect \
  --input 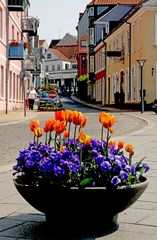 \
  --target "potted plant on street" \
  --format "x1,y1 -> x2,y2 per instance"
13,110 -> 149,238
